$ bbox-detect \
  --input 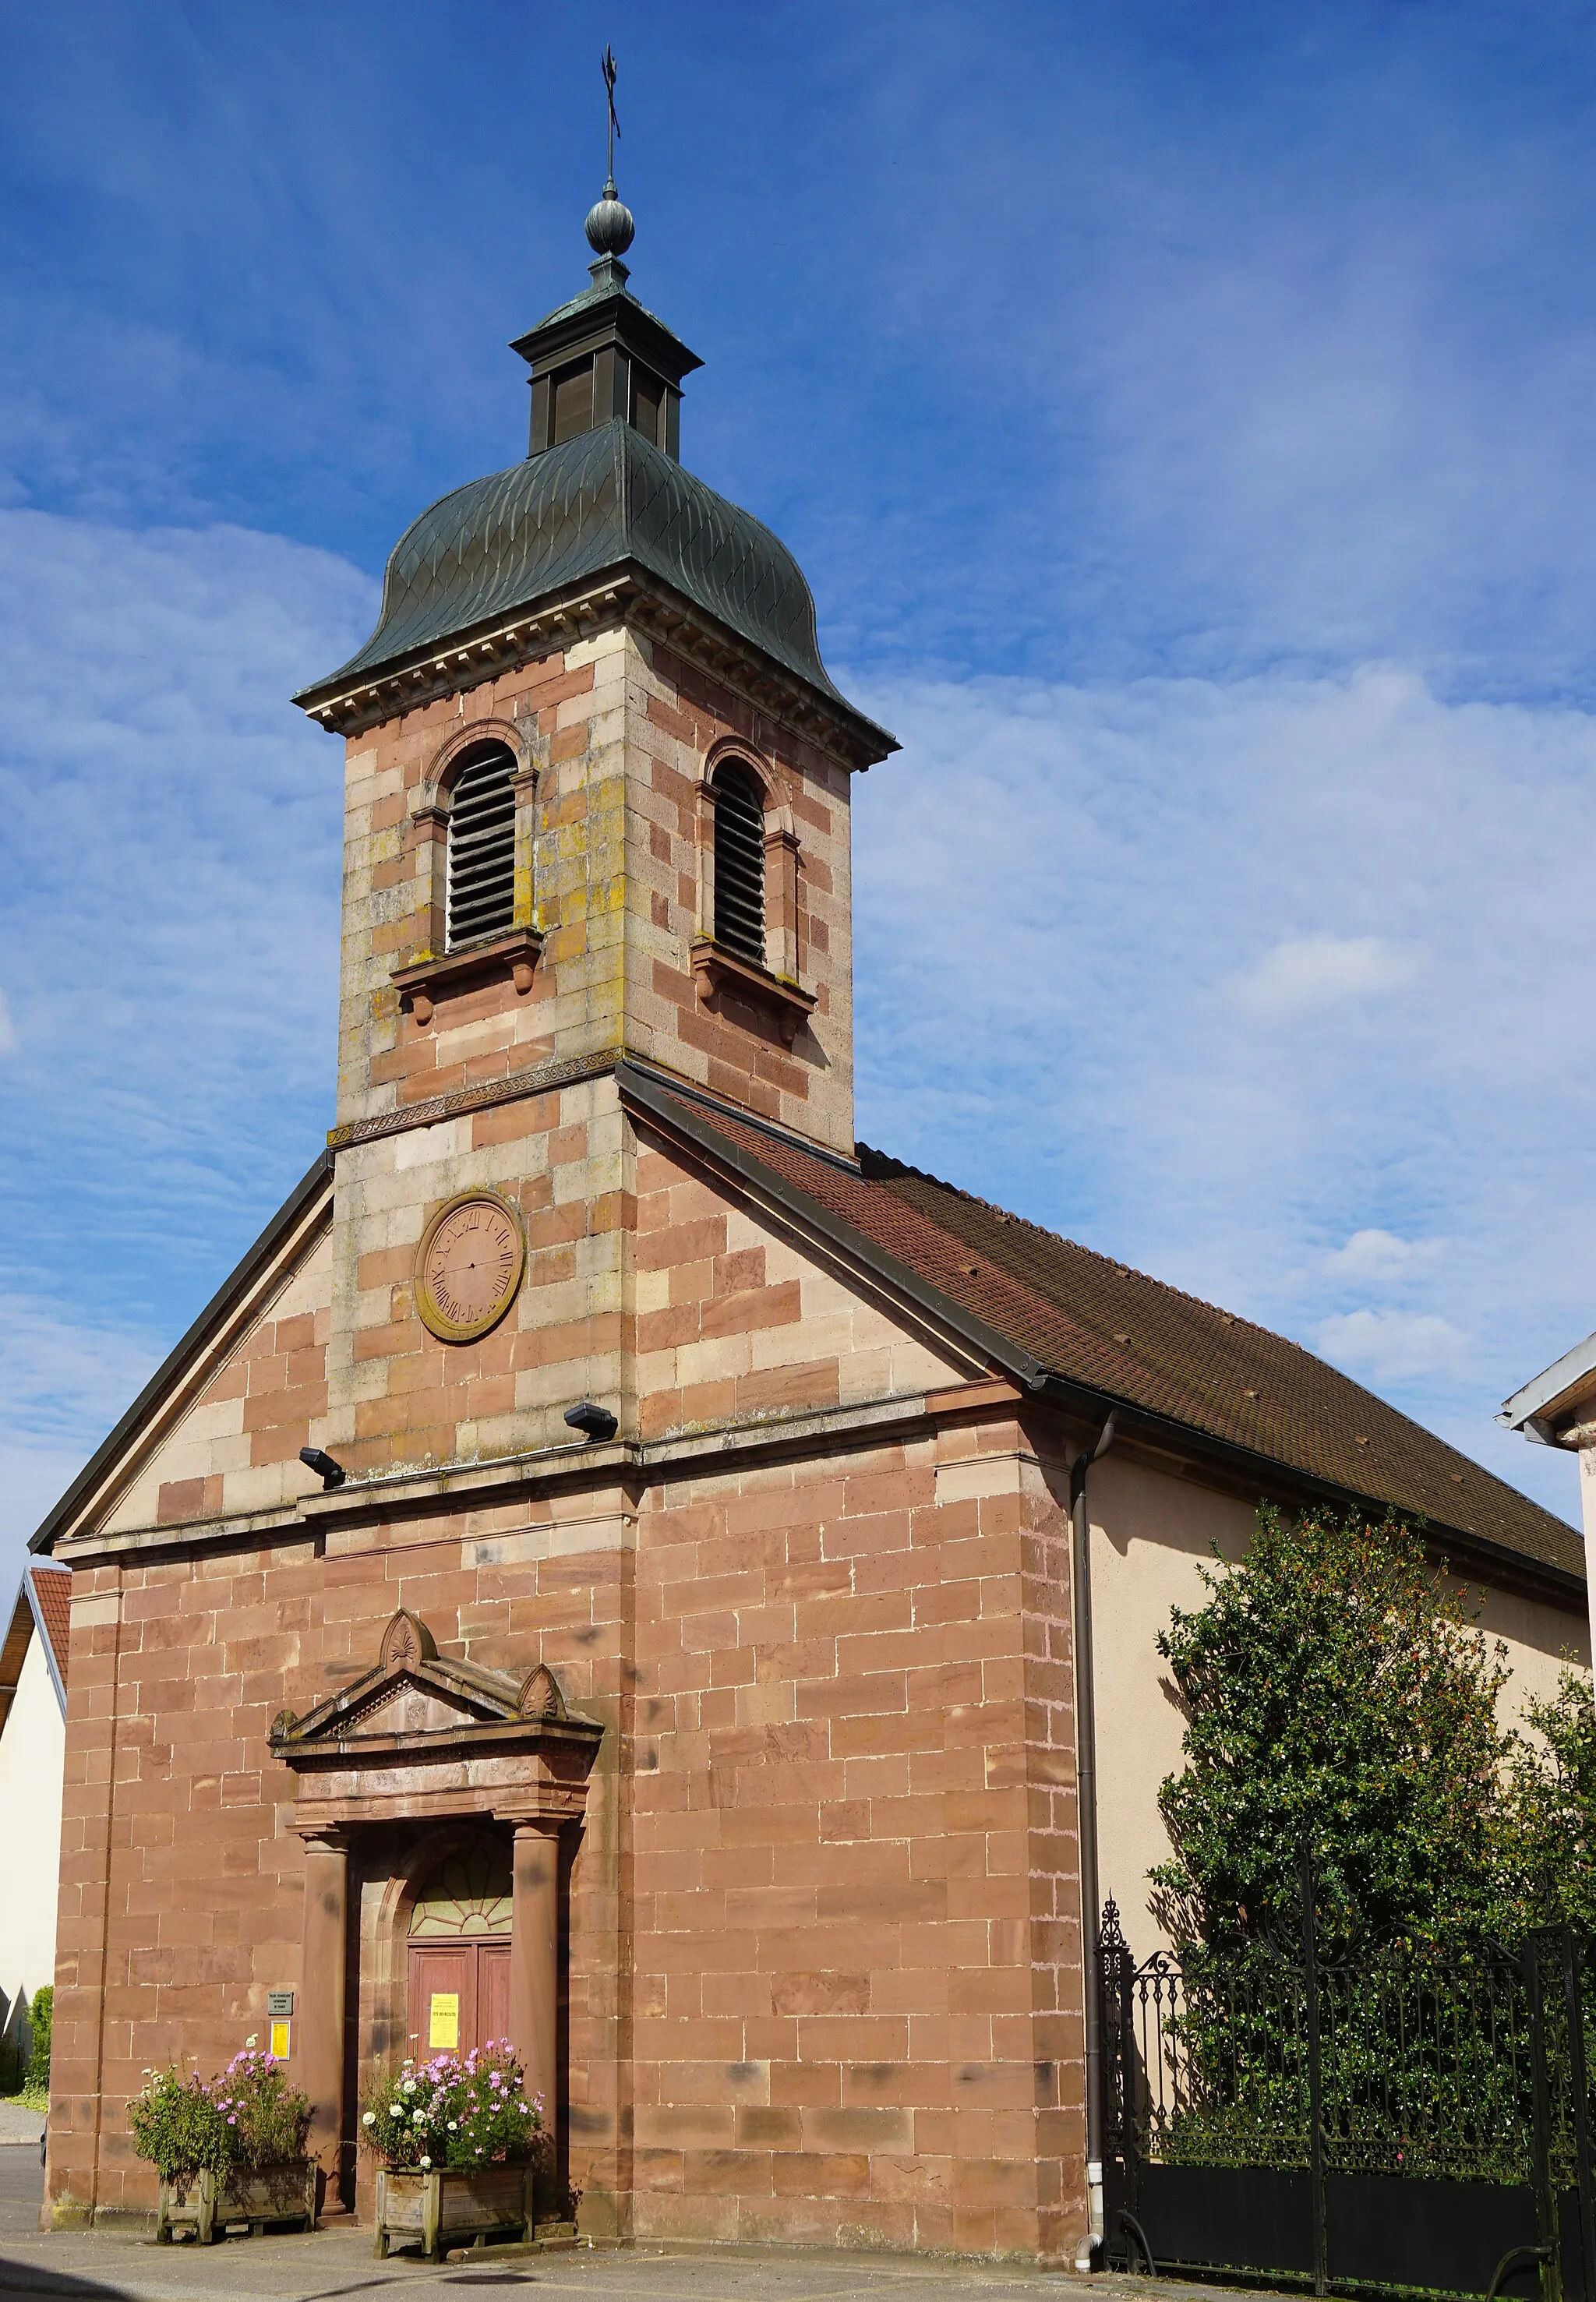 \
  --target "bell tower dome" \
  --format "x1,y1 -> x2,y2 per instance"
295,189 -> 894,1161
290,186 -> 895,1478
